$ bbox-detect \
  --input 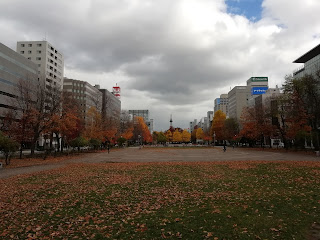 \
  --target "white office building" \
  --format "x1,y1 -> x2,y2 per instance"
214,94 -> 228,117
17,41 -> 64,89
228,77 -> 269,121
